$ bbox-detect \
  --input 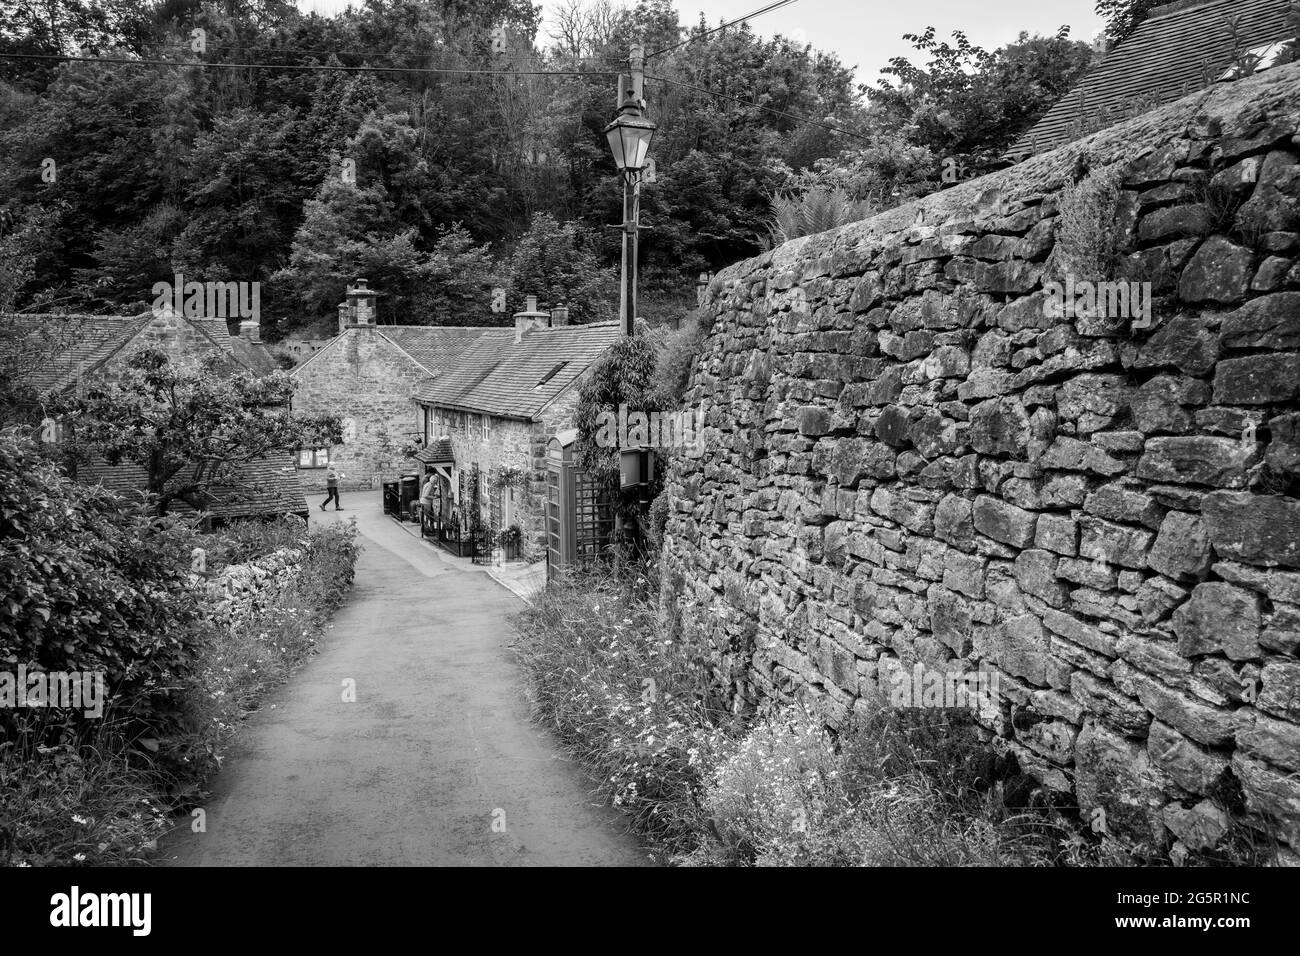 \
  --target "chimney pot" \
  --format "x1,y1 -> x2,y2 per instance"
344,277 -> 381,327
526,295 -> 538,312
